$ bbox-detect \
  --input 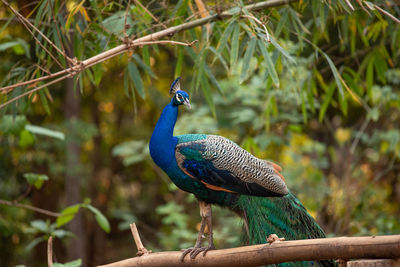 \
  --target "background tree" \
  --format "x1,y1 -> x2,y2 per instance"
0,0 -> 399,266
